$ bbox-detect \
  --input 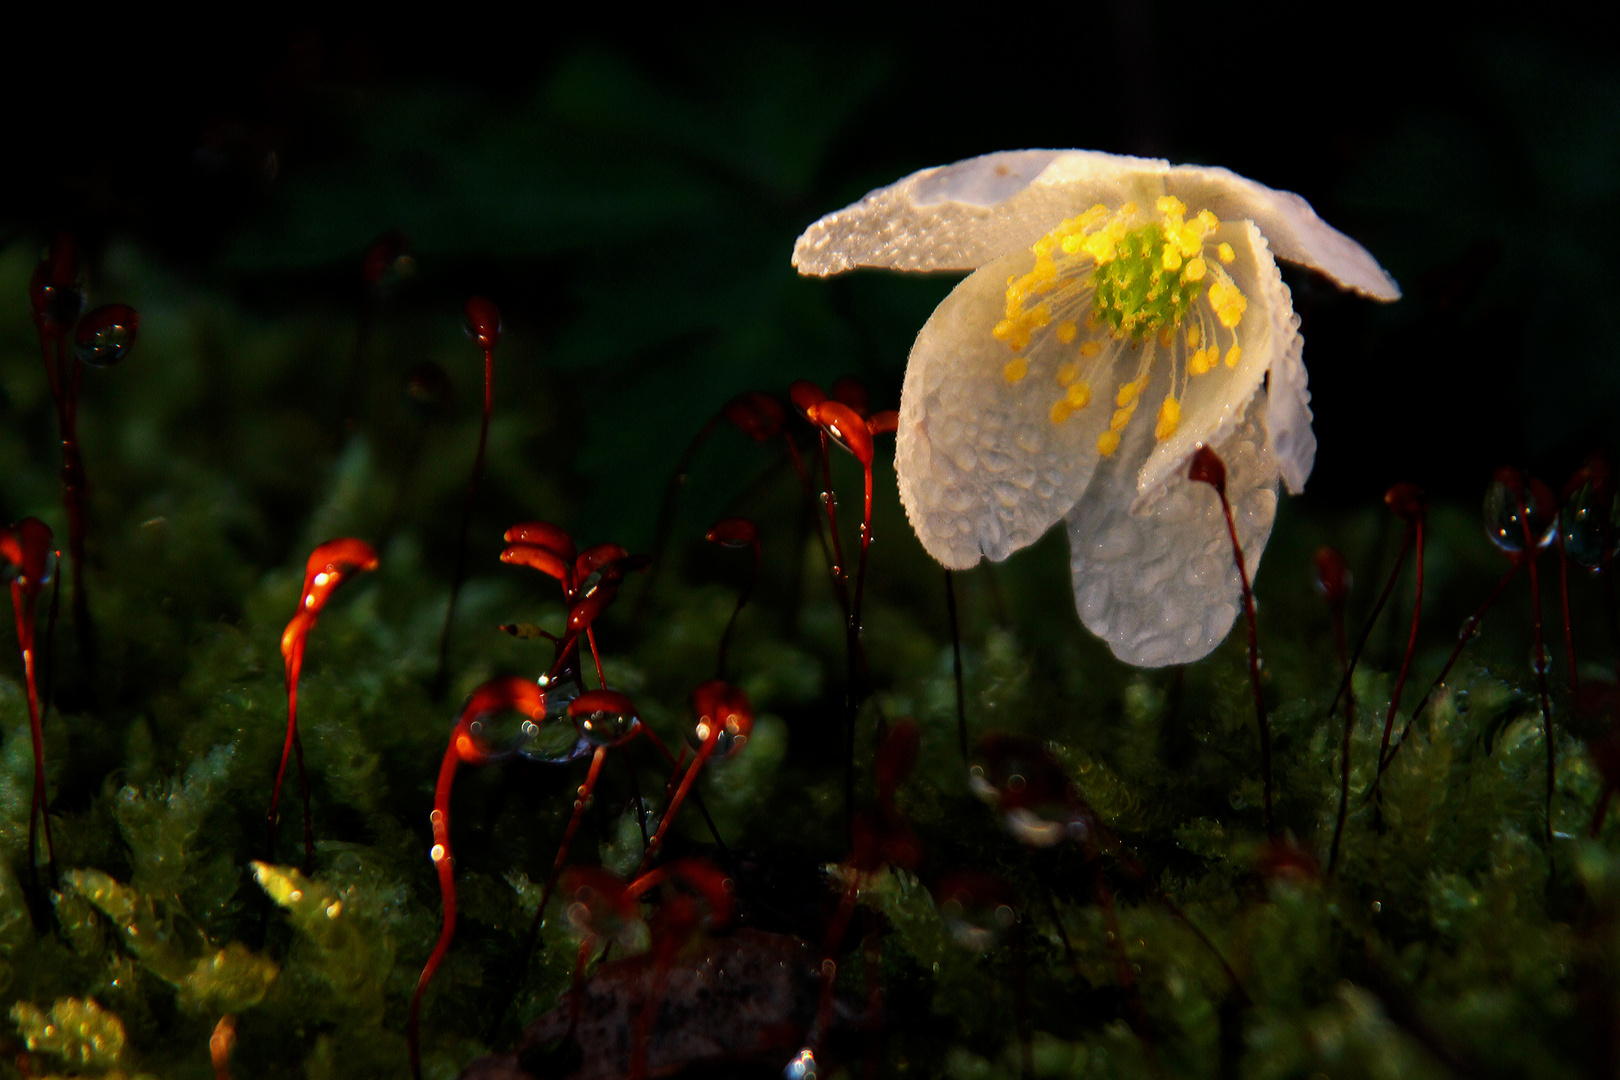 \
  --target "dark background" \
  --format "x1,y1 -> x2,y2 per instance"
4,3 -> 1618,543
